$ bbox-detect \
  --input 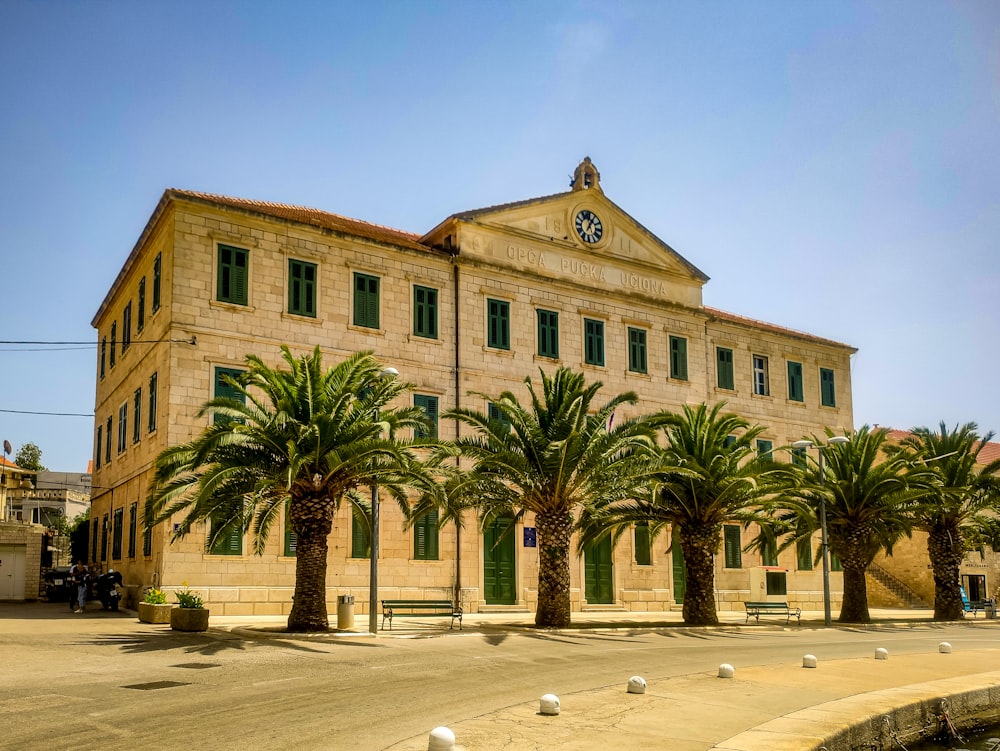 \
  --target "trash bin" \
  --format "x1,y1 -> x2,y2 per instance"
985,599 -> 997,619
337,594 -> 355,630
